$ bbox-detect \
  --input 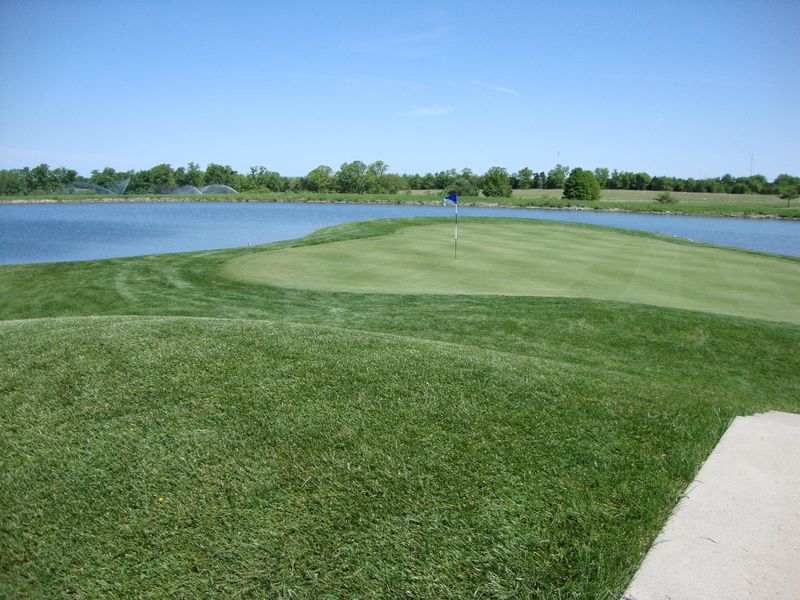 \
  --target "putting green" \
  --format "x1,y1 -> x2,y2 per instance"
225,219 -> 800,324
